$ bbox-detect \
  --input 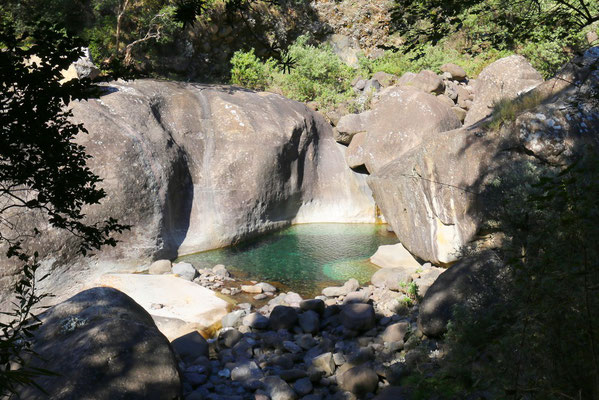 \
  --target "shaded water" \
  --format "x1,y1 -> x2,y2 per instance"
177,224 -> 397,298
